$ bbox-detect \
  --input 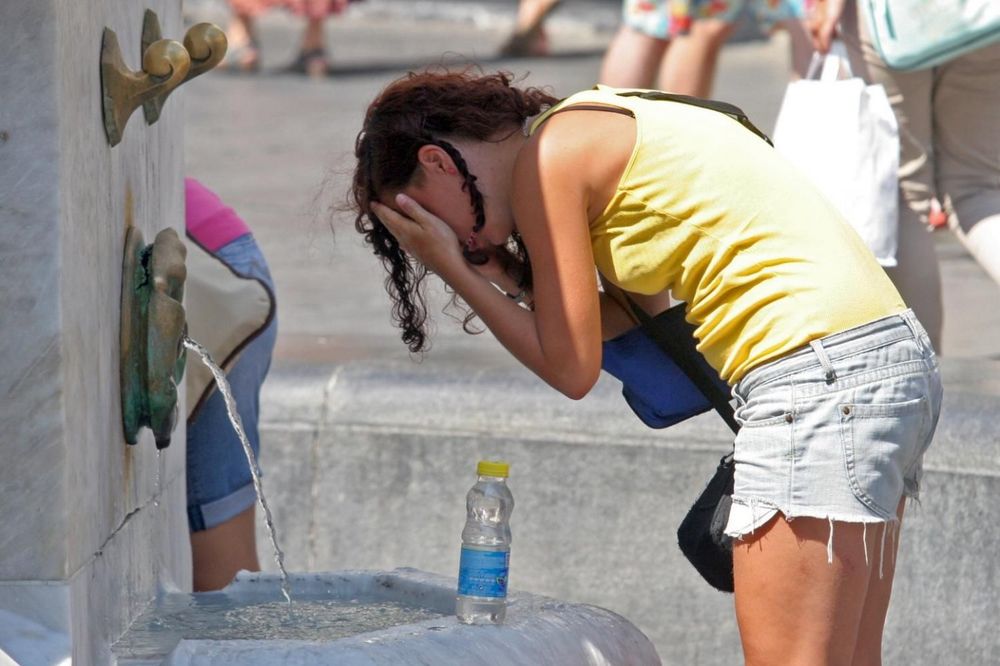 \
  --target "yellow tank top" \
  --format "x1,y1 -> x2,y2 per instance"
530,87 -> 906,383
